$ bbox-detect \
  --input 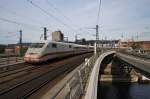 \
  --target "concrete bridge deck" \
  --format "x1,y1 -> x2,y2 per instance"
116,52 -> 150,78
